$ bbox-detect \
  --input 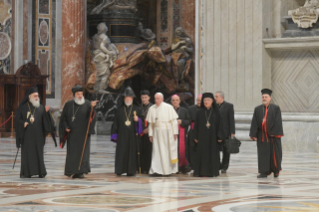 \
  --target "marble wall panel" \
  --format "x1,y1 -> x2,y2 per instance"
23,0 -> 28,60
39,0 -> 49,15
0,0 -> 12,74
34,0 -> 55,97
38,18 -> 50,47
37,49 -> 50,91
157,0 -> 173,48
180,0 -> 195,49
271,50 -> 319,112
173,0 -> 180,30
